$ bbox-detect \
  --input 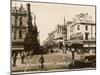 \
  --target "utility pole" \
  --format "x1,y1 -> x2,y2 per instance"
63,17 -> 67,53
